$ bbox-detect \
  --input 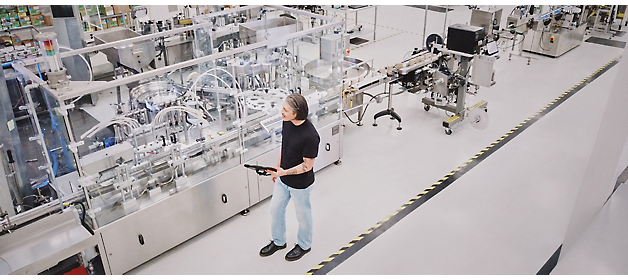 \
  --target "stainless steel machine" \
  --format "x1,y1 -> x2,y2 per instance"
470,7 -> 503,37
0,5 -> 347,275
340,24 -> 496,135
522,5 -> 586,57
